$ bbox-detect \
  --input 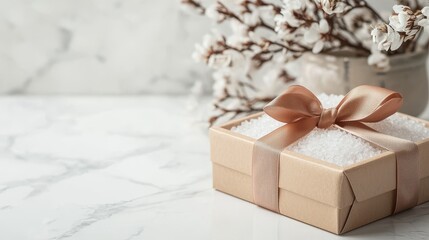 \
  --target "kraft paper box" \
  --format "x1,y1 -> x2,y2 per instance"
210,112 -> 429,234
